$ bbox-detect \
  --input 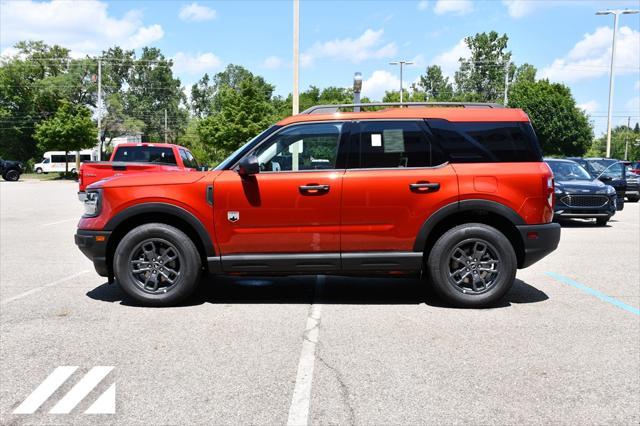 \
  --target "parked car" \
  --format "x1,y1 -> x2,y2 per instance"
34,150 -> 98,174
628,161 -> 640,175
625,171 -> 639,202
0,158 -> 24,181
78,143 -> 203,201
567,157 -> 626,211
75,102 -> 561,308
545,159 -> 617,226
